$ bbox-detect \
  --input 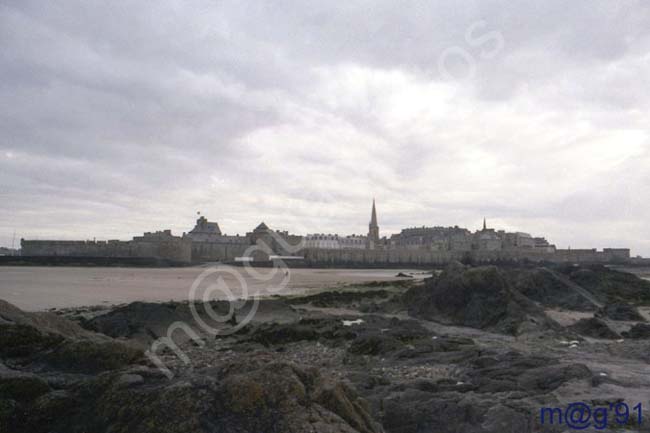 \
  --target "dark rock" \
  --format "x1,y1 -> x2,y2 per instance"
622,323 -> 650,339
0,300 -> 142,375
517,363 -> 591,392
358,295 -> 405,314
0,398 -> 17,424
481,404 -> 530,433
405,265 -> 560,335
44,340 -> 143,373
394,336 -> 476,359
85,300 -> 297,345
82,360 -> 384,433
357,279 -> 416,288
381,389 -> 488,433
591,374 -> 625,387
311,377 -> 381,433
506,267 -> 596,311
247,323 -> 319,346
469,352 -> 591,394
347,372 -> 391,390
596,303 -> 645,321
395,272 -> 413,278
348,335 -> 405,356
83,301 -> 198,341
0,324 -> 64,358
0,375 -> 50,403
0,300 -> 98,340
561,265 -> 650,305
26,391 -> 77,431
409,378 -> 477,393
286,290 -> 391,308
2,355 -> 384,433
380,317 -> 434,341
569,317 -> 620,339
244,315 -> 434,350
